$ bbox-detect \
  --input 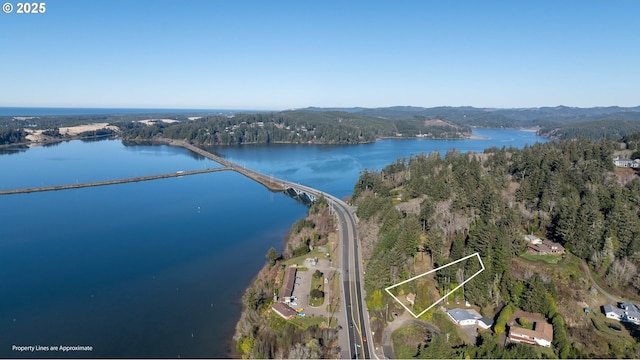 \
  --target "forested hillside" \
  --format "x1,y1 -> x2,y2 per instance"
354,137 -> 640,358
0,128 -> 27,145
539,118 -> 640,140
307,105 -> 640,131
3,106 -> 640,146
121,110 -> 470,145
